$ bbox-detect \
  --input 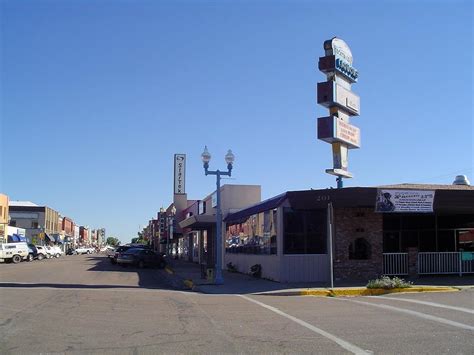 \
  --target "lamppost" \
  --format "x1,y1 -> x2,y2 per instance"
201,146 -> 235,285
167,205 -> 176,257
